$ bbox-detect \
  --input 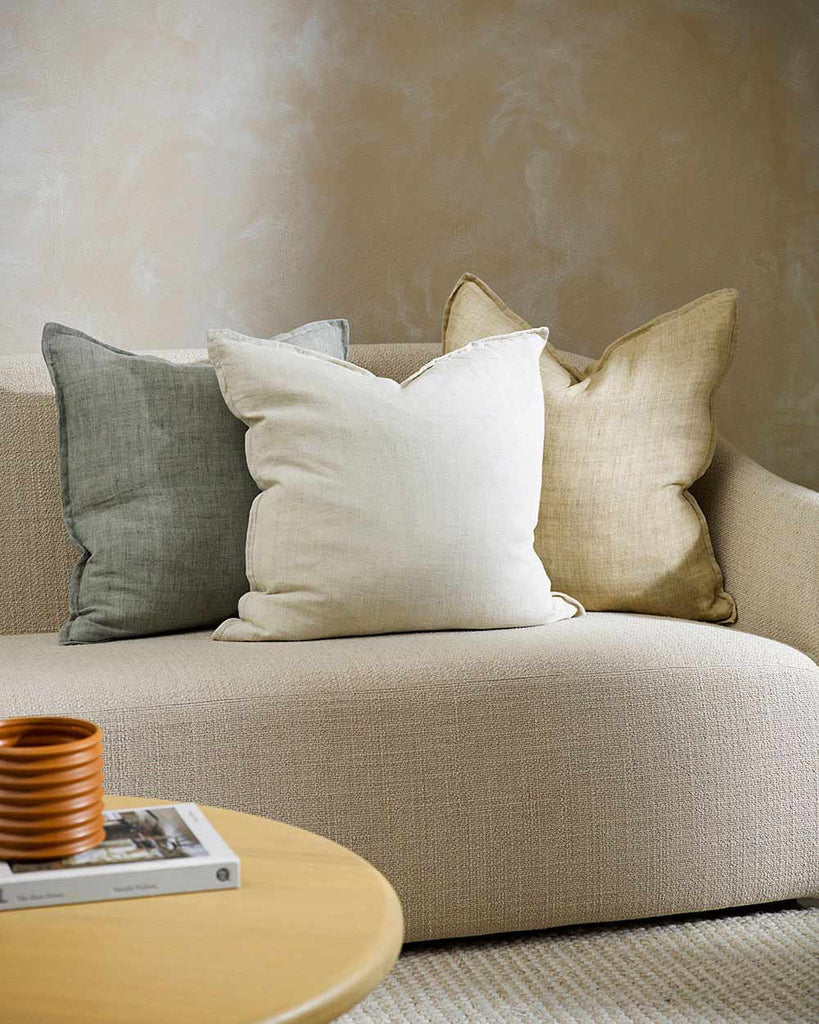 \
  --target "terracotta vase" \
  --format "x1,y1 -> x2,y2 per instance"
0,717 -> 105,860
